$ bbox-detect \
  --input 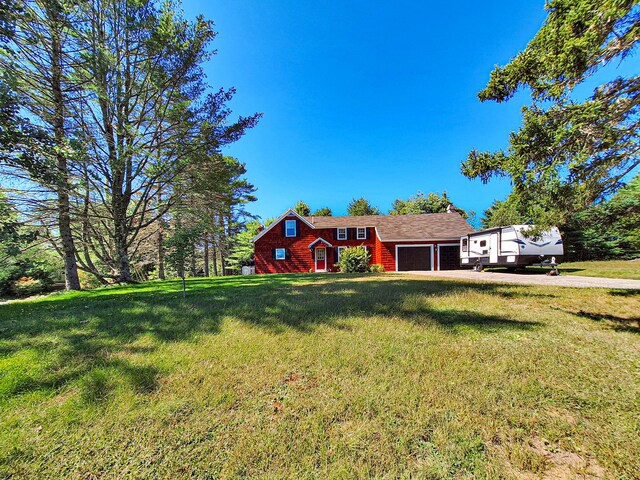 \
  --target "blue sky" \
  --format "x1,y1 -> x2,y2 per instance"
179,1 -> 550,220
